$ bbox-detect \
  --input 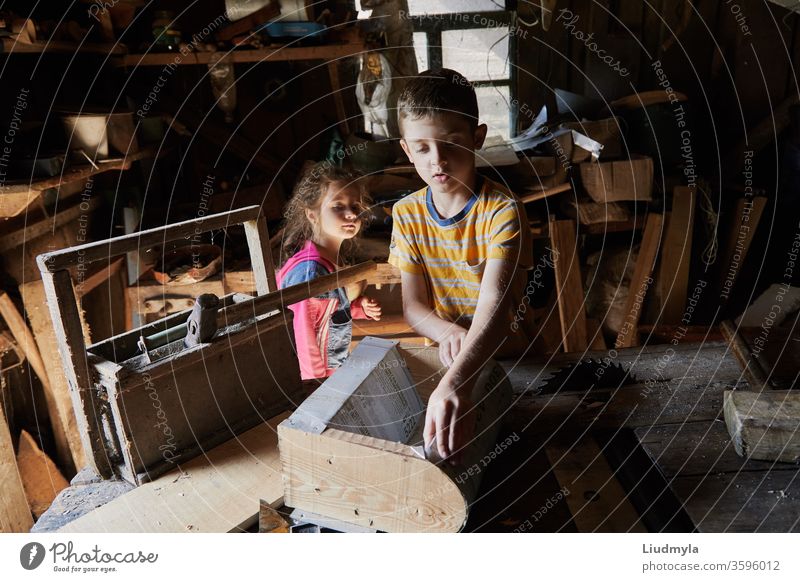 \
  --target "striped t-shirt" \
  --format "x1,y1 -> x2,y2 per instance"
389,176 -> 535,350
